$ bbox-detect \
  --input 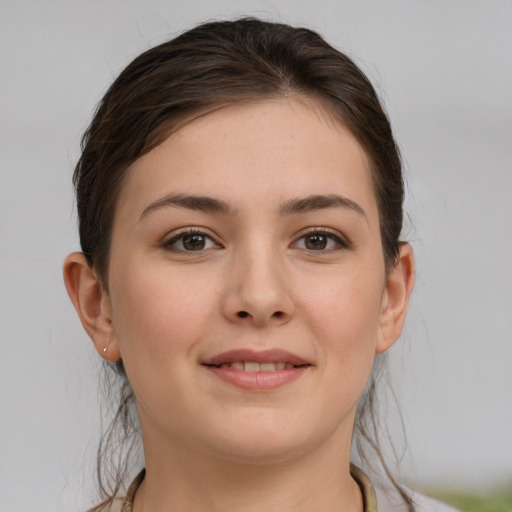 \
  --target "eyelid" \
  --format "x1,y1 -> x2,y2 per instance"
160,226 -> 350,253
161,227 -> 222,252
292,227 -> 351,251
